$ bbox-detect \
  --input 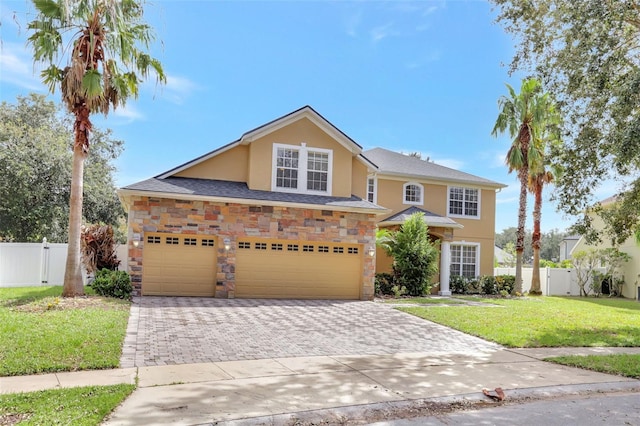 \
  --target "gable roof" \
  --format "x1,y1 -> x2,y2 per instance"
119,177 -> 388,214
378,206 -> 463,229
363,148 -> 506,189
157,106 -> 376,179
